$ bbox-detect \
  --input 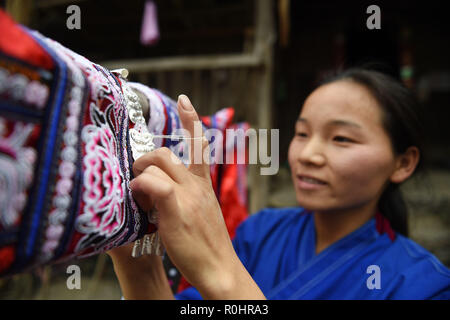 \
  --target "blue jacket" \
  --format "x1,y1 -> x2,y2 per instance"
176,207 -> 450,299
